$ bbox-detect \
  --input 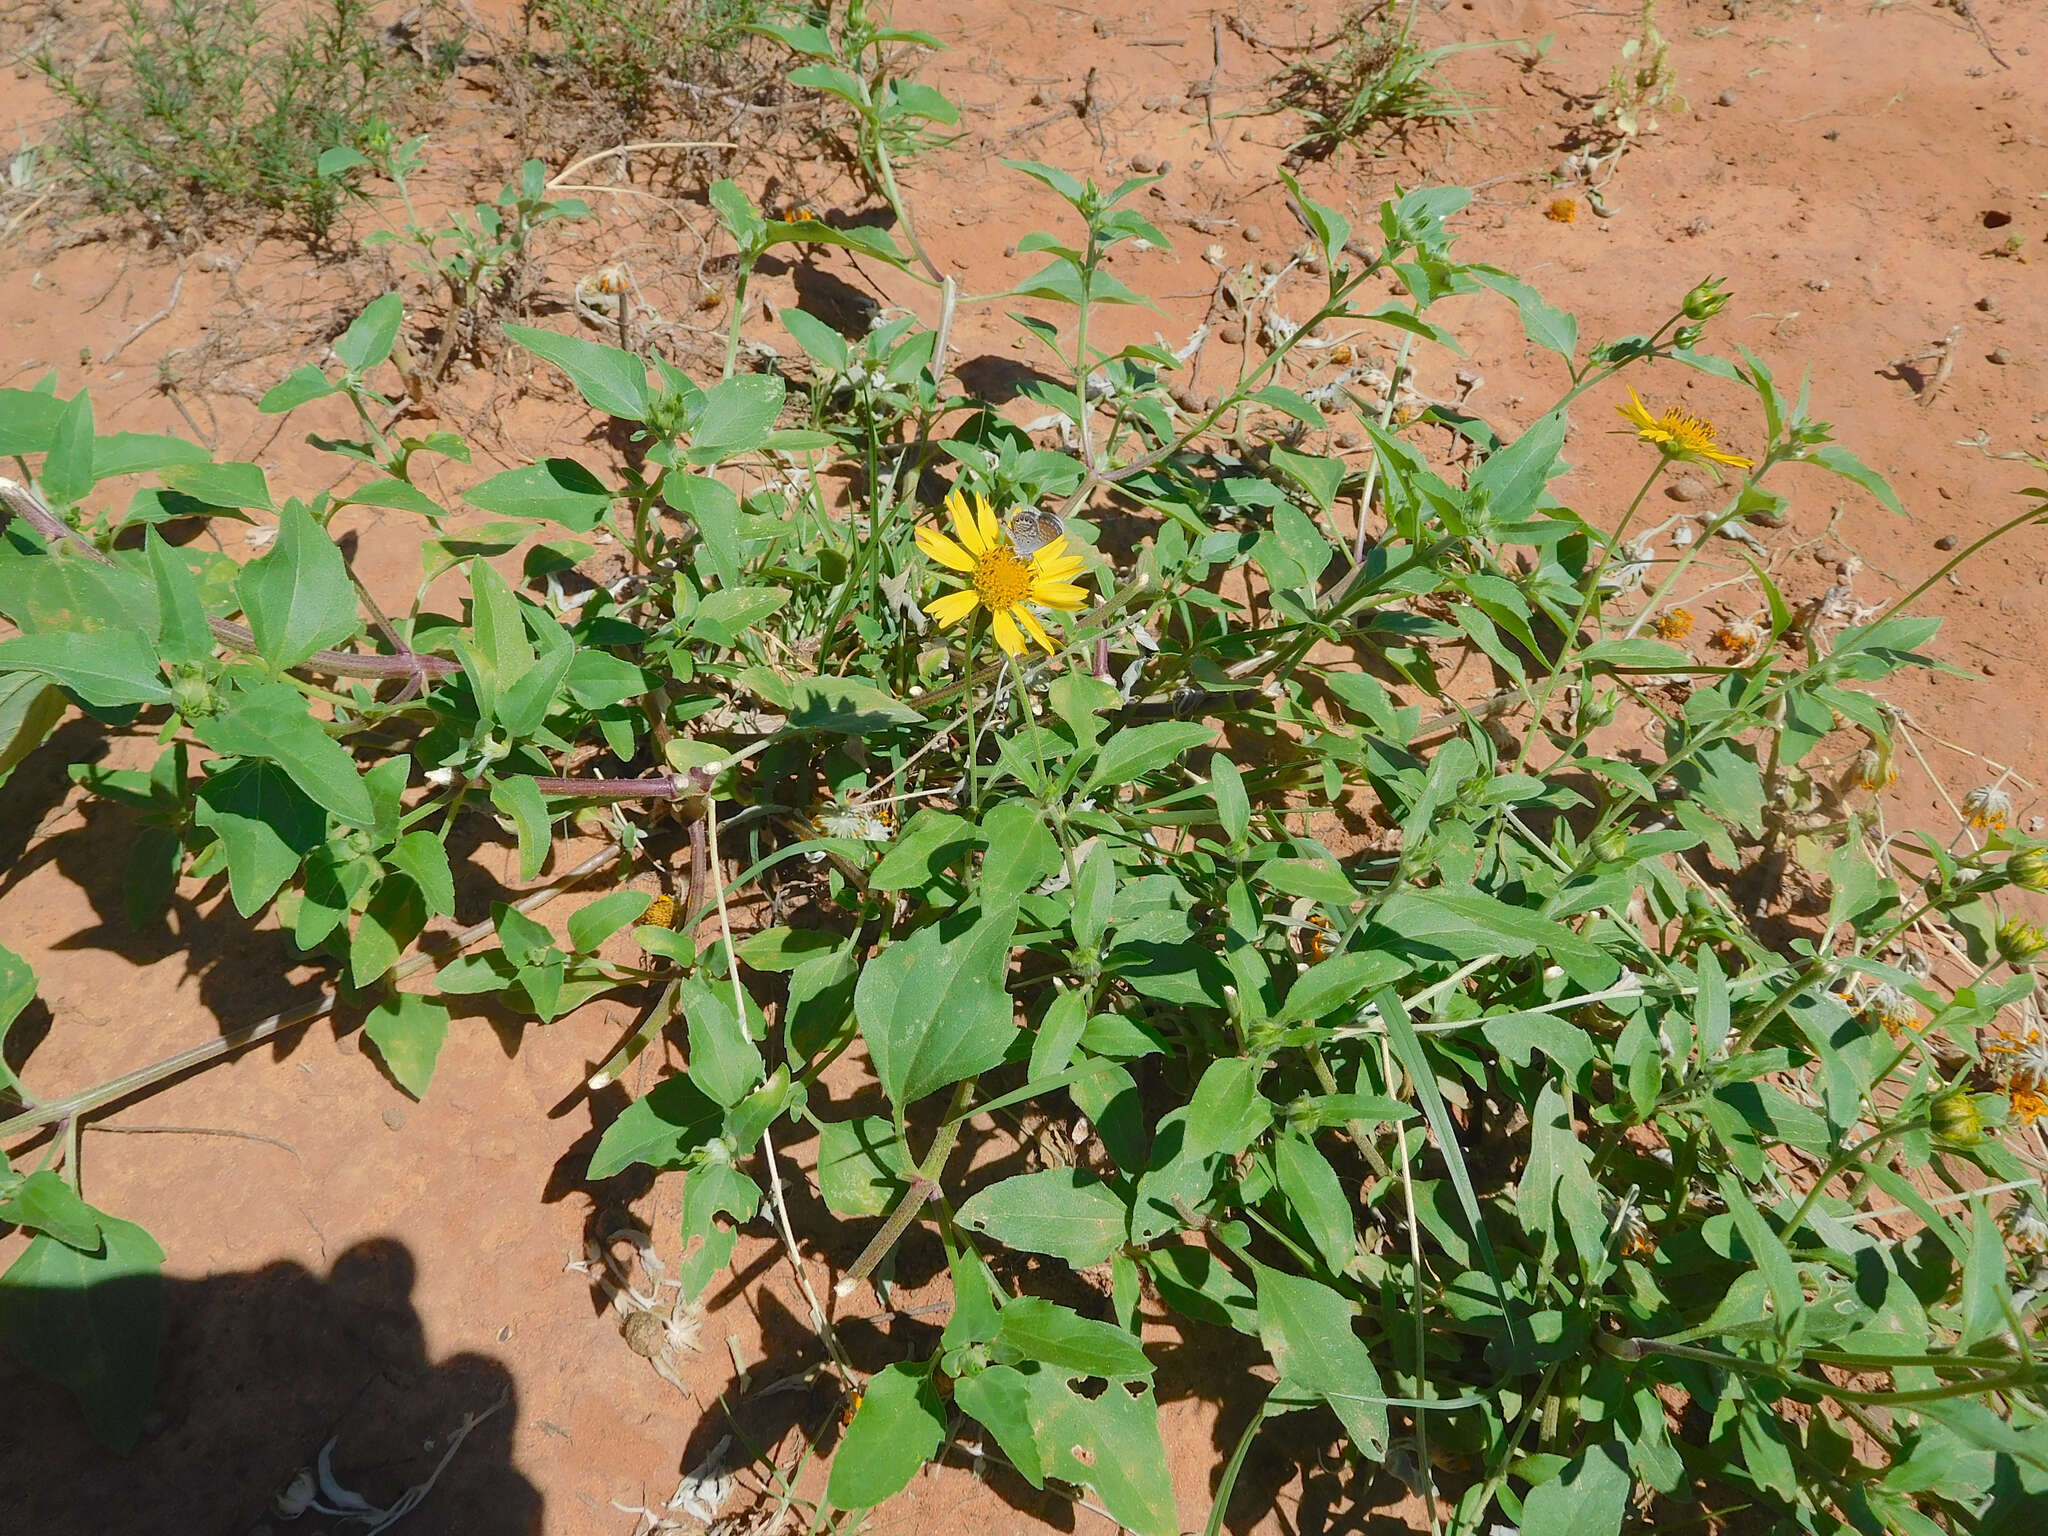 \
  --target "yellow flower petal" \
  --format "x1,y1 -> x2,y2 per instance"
947,490 -> 987,557
990,608 -> 1027,656
916,524 -> 976,572
974,494 -> 1005,554
925,588 -> 981,628
1029,534 -> 1069,567
1027,580 -> 1090,610
1034,553 -> 1086,583
1012,605 -> 1055,653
